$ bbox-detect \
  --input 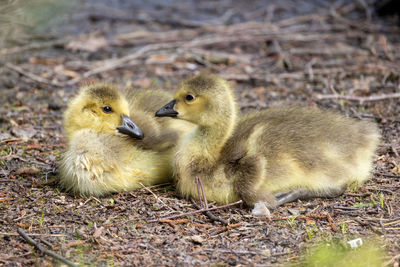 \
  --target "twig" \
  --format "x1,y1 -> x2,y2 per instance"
374,173 -> 400,178
378,35 -> 394,61
148,200 -> 242,223
0,39 -> 65,57
83,196 -> 102,205
178,48 -> 252,64
203,248 -> 289,257
17,228 -> 77,267
316,92 -> 400,102
64,42 -> 185,86
39,238 -> 53,248
44,167 -> 56,182
352,218 -> 384,235
5,63 -> 64,87
192,201 -> 229,226
159,219 -> 189,224
139,182 -> 174,211
326,213 -> 337,231
195,178 -> 205,208
194,177 -> 228,225
197,177 -> 208,209
1,232 -> 65,237
383,254 -> 400,267
0,138 -> 23,144
158,219 -> 189,232
89,8 -> 234,28
333,205 -> 359,210
383,219 -> 400,226
210,222 -> 242,235
0,179 -> 17,183
274,14 -> 325,27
